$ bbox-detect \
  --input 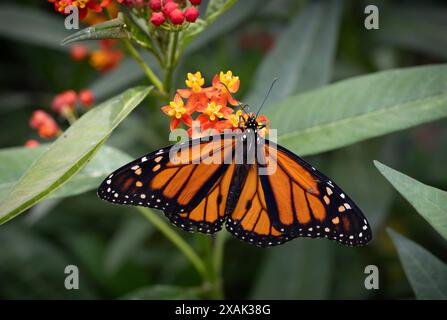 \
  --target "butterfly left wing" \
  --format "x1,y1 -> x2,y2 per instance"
225,138 -> 372,247
98,135 -> 236,233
